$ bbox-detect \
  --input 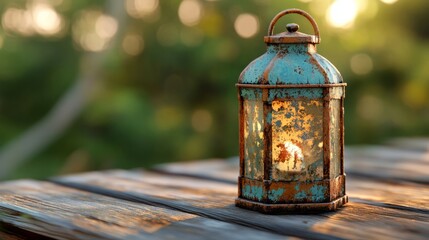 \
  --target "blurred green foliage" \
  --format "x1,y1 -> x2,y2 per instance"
0,0 -> 428,179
